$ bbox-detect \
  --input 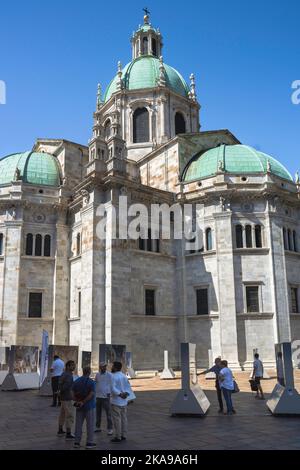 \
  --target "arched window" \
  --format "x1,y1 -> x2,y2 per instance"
76,233 -> 81,256
104,120 -> 111,140
236,225 -> 243,248
0,233 -> 3,256
293,230 -> 297,252
26,233 -> 33,255
152,38 -> 157,56
133,107 -> 149,143
205,228 -> 212,251
44,235 -> 51,257
35,234 -> 42,256
245,225 -> 252,248
288,229 -> 292,251
142,37 -> 148,55
283,228 -> 288,250
255,225 -> 262,248
175,112 -> 186,135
